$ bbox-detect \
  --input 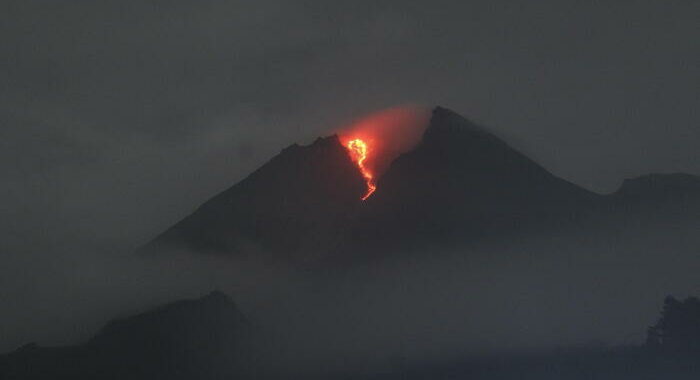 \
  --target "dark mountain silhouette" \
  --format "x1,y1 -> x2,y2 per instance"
144,106 -> 700,257
351,107 -> 600,249
145,135 -> 366,255
0,291 -> 253,380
